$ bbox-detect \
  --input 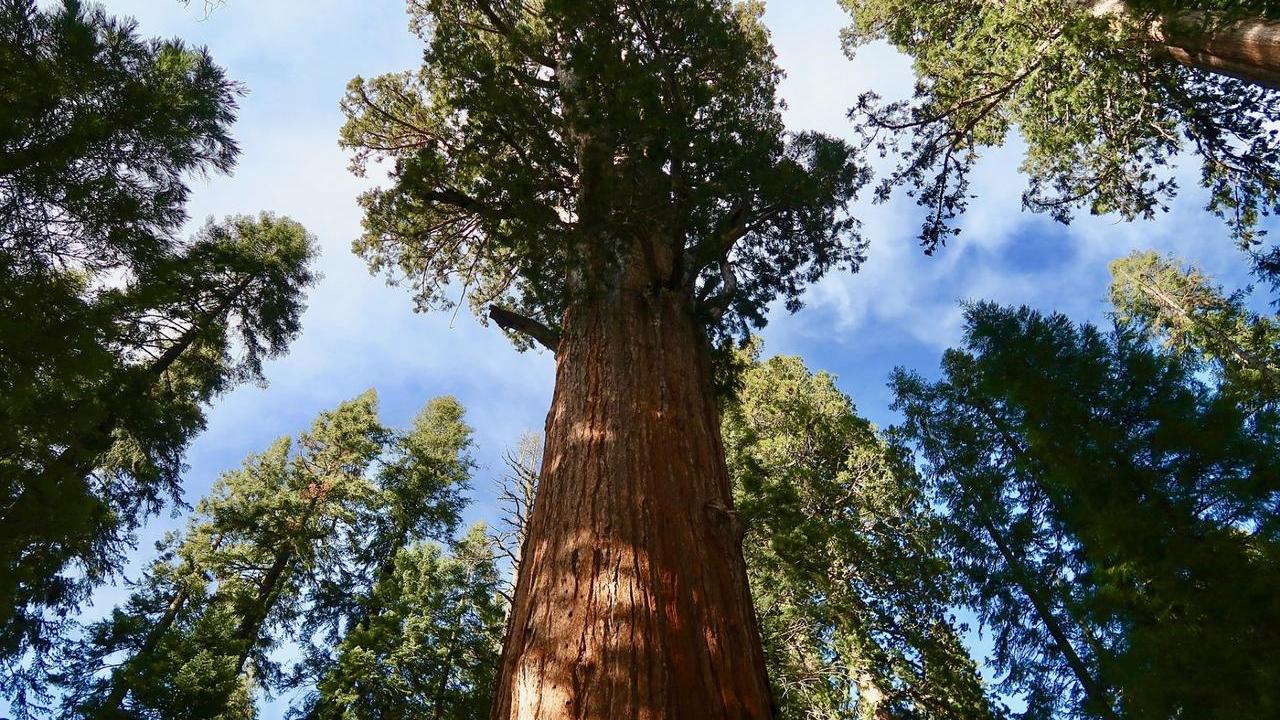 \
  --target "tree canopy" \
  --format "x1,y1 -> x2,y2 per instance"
56,392 -> 388,720
1110,250 -> 1280,409
0,214 -> 316,691
304,525 -> 505,720
342,0 -> 867,346
0,0 -> 317,693
723,349 -> 1001,720
1,0 -> 239,276
840,0 -> 1280,261
52,392 -> 491,720
894,300 -> 1280,719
